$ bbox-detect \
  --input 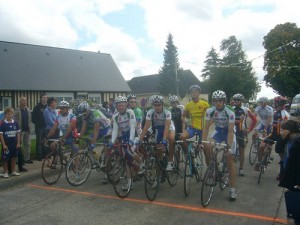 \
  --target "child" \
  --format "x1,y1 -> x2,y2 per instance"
0,107 -> 21,178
